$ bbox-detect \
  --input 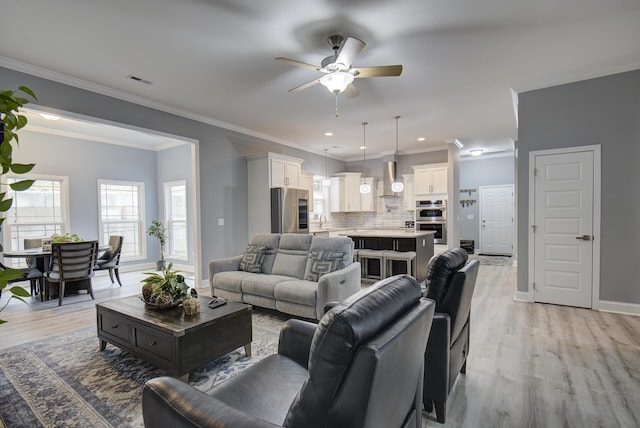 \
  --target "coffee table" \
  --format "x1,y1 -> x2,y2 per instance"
96,295 -> 252,381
